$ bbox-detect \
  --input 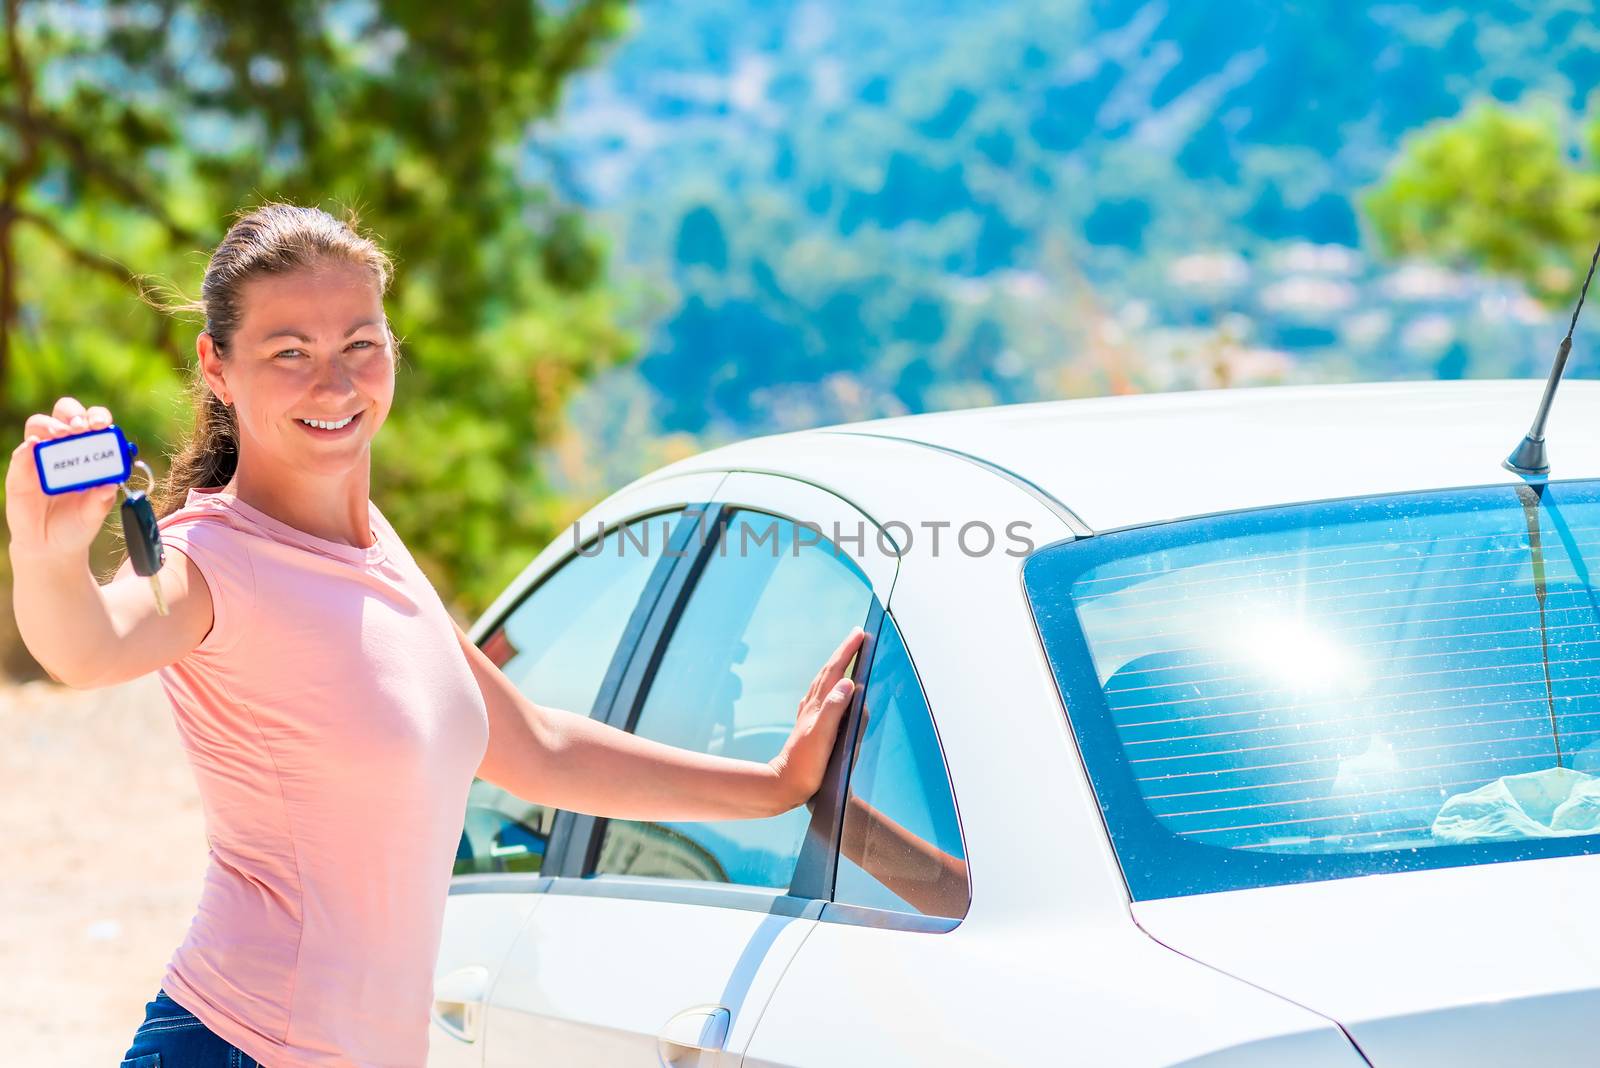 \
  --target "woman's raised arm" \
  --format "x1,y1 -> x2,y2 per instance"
458,620 -> 864,822
7,397 -> 213,689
